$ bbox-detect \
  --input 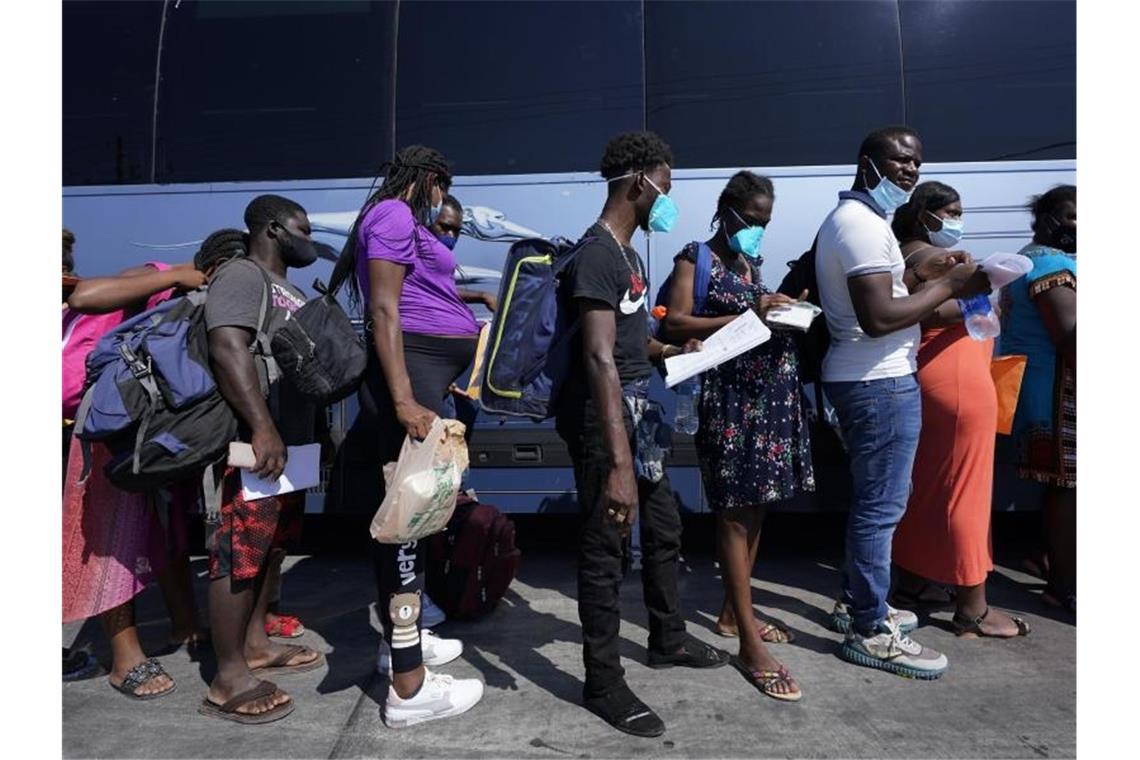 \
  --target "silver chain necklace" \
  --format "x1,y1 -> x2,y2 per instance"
596,218 -> 643,281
